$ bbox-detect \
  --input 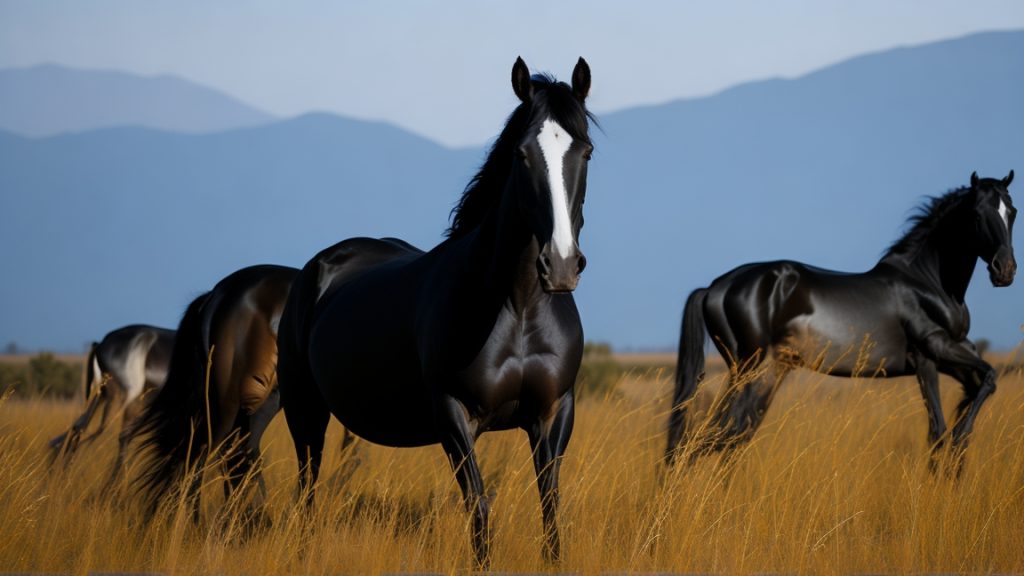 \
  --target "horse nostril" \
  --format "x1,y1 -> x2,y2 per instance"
577,253 -> 587,274
539,254 -> 552,275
